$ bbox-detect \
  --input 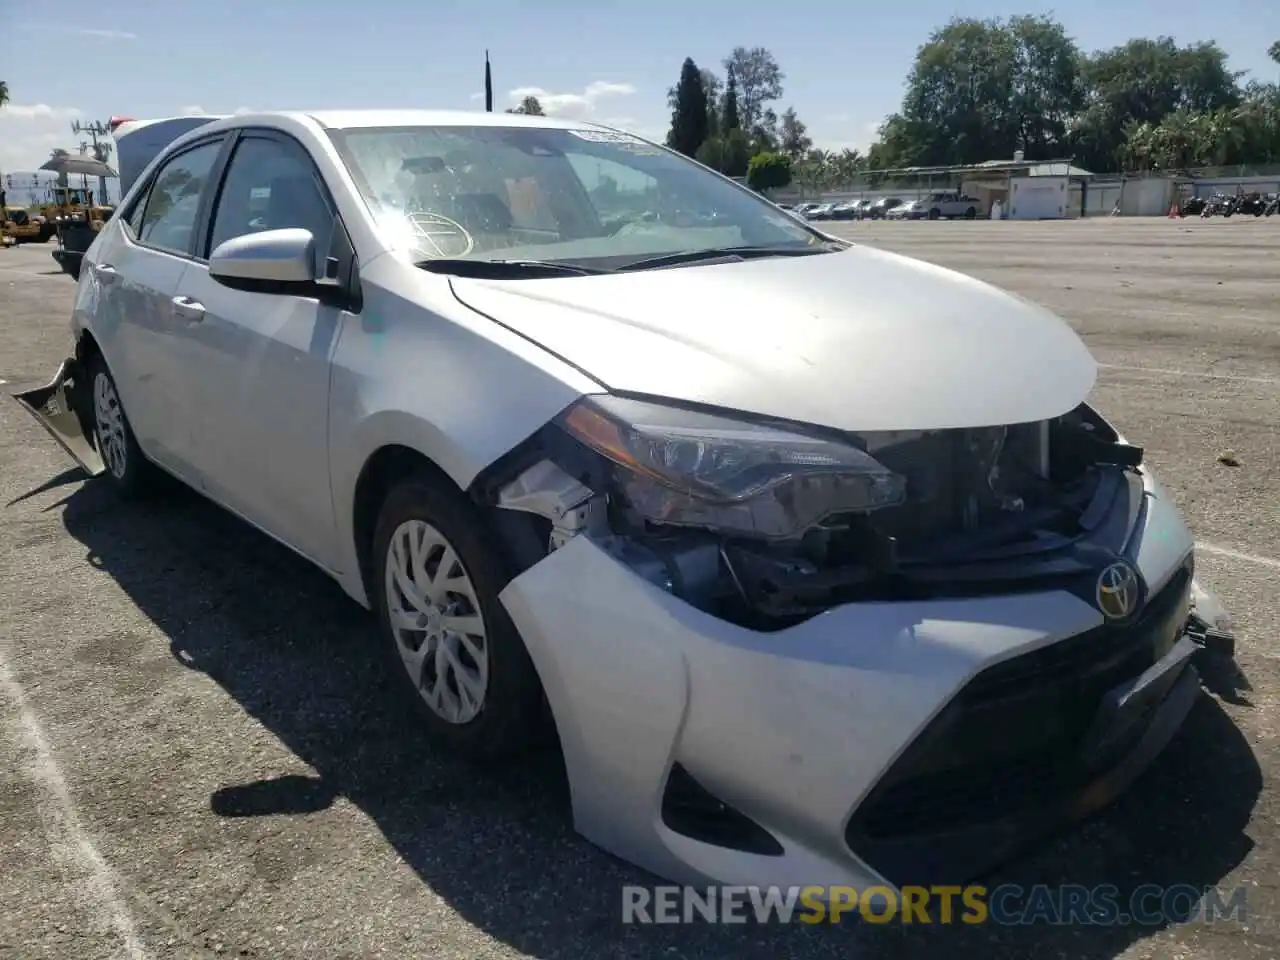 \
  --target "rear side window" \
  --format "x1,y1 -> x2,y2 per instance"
135,140 -> 223,256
